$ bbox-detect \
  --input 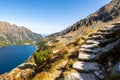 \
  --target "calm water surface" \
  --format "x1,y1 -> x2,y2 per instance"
0,45 -> 36,74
